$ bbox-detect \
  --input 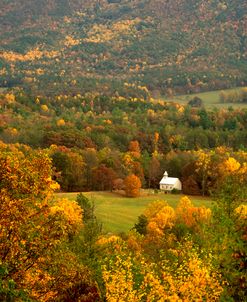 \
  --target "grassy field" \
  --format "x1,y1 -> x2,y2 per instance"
55,191 -> 212,233
165,87 -> 247,109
